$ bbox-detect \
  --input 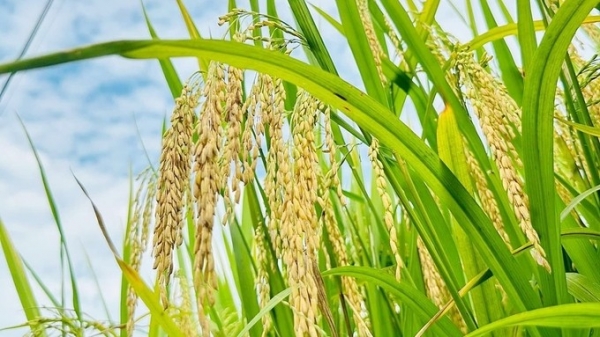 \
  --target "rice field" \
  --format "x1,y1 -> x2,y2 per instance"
1,1 -> 600,336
